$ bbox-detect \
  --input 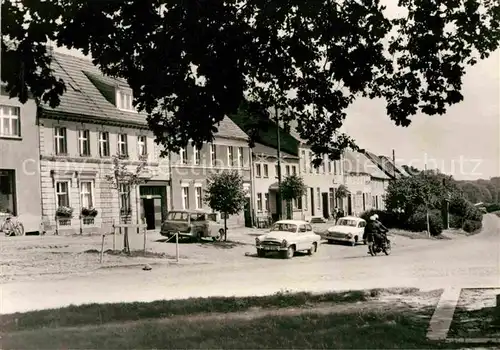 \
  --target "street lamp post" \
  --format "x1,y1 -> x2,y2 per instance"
275,106 -> 283,220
